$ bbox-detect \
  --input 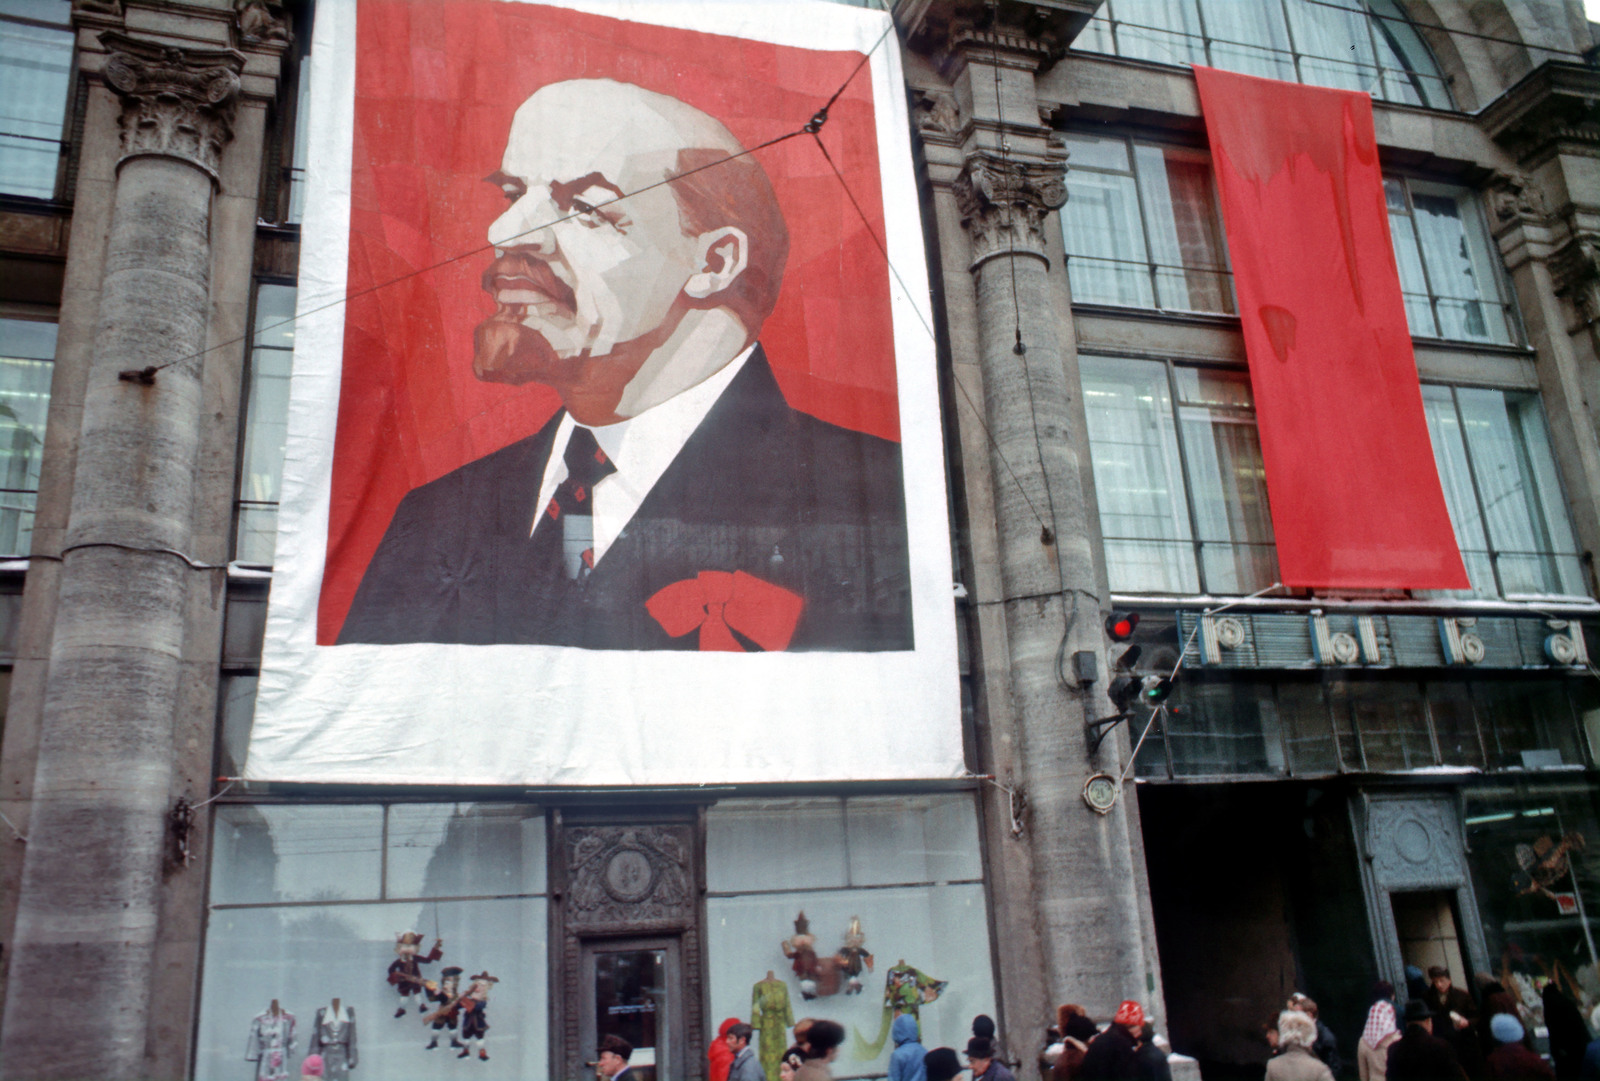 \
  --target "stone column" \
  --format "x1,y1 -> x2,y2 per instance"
0,34 -> 243,1081
944,25 -> 1163,1030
